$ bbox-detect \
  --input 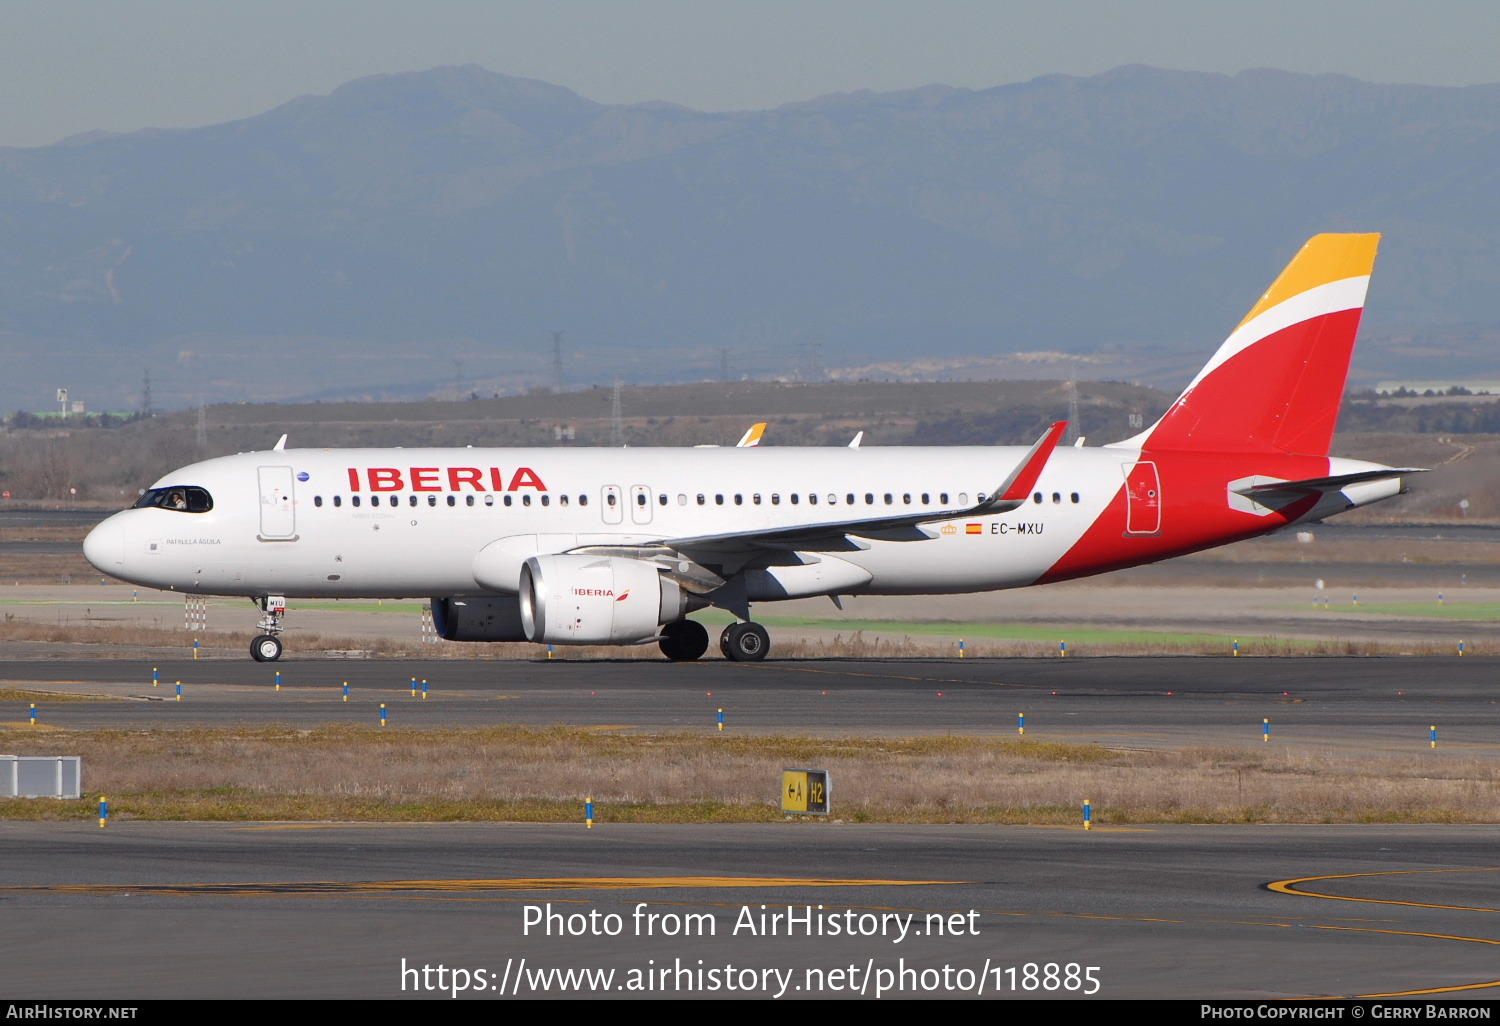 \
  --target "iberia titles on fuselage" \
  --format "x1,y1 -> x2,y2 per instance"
82,233 -> 1419,663
347,465 -> 547,493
